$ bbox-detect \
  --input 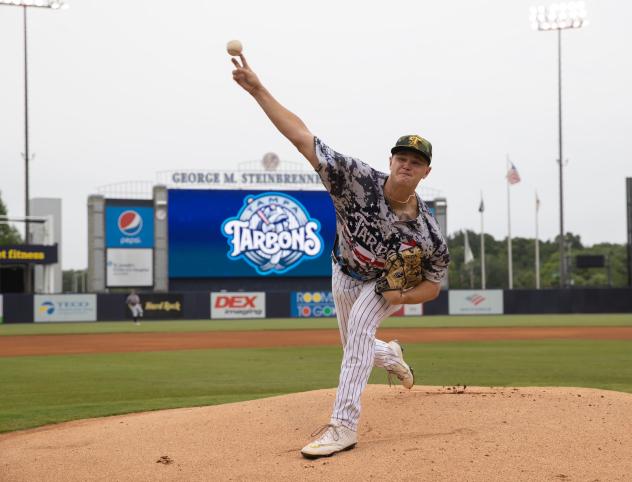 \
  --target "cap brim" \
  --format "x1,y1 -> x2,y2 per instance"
391,146 -> 431,164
